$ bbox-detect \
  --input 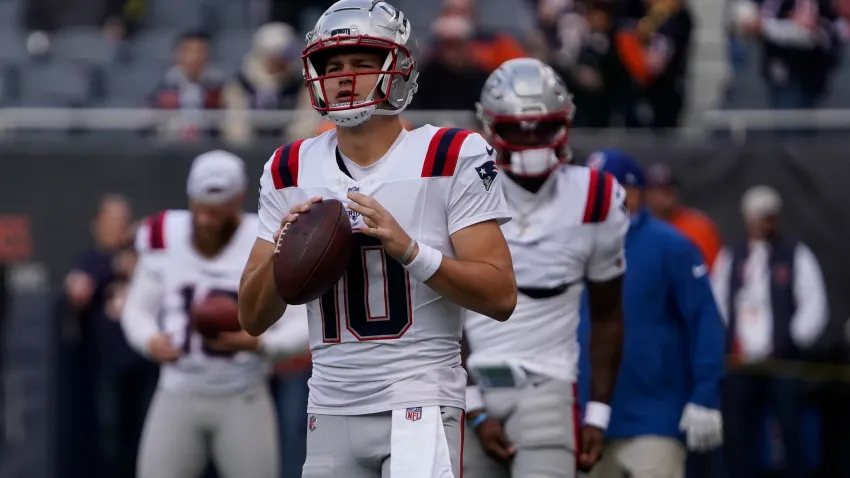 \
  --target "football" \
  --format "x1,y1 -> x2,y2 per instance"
190,294 -> 242,339
273,199 -> 353,305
